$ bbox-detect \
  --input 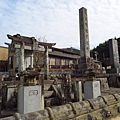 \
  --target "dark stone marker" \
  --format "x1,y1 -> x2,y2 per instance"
109,38 -> 119,71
